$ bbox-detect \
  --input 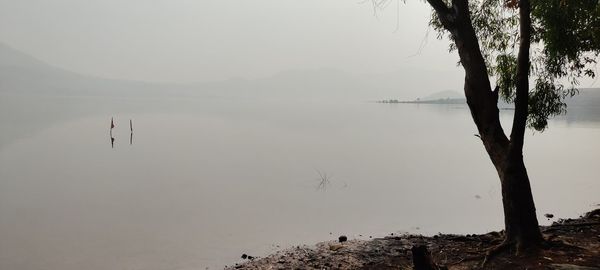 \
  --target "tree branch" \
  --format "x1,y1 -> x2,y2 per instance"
427,0 -> 510,166
426,0 -> 450,15
510,0 -> 531,152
